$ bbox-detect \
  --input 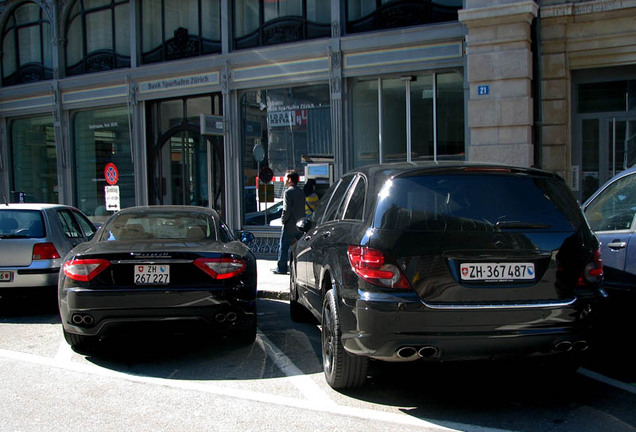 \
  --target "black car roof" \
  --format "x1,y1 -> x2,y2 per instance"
347,161 -> 561,190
